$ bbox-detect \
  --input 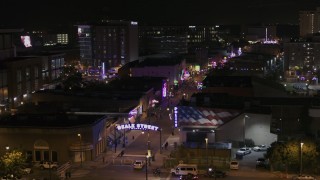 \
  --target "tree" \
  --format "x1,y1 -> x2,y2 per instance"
266,139 -> 320,173
56,65 -> 84,91
0,150 -> 25,177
